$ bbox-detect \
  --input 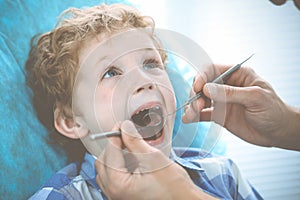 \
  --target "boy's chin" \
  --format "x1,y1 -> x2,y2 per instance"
145,131 -> 172,157
143,128 -> 165,146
